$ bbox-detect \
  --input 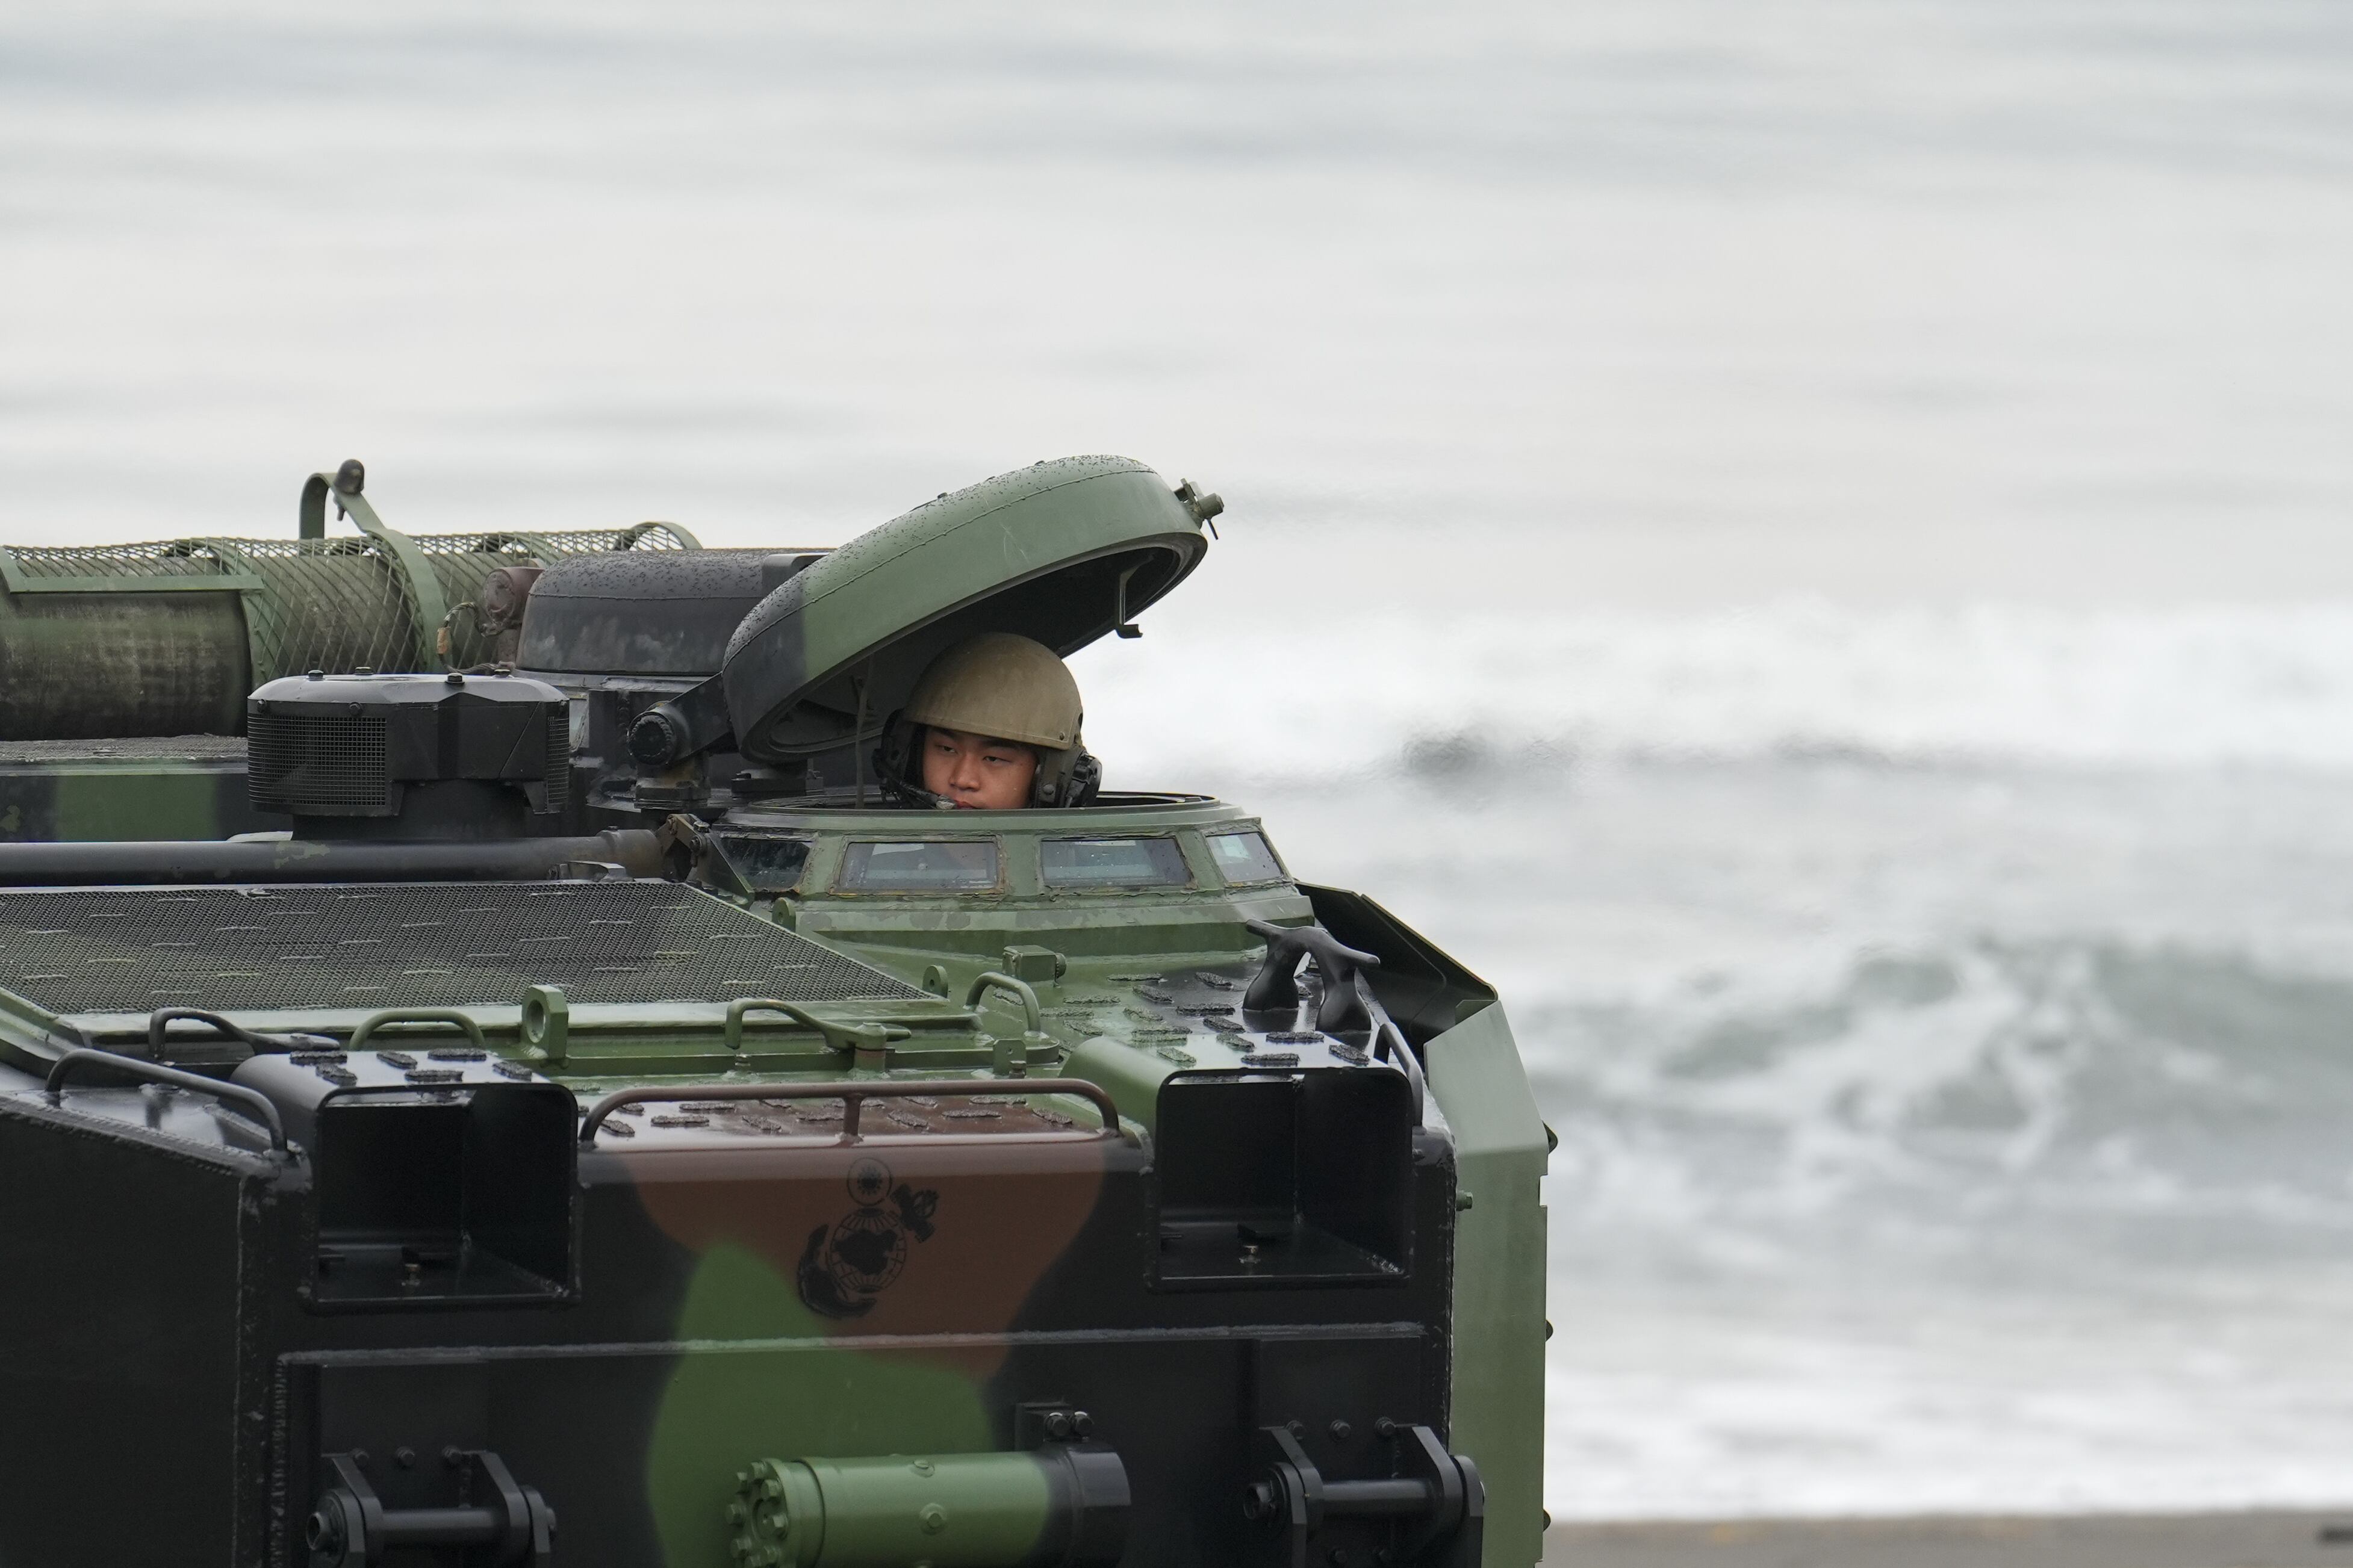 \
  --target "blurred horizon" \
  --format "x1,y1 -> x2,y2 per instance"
3,1 -> 2349,609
